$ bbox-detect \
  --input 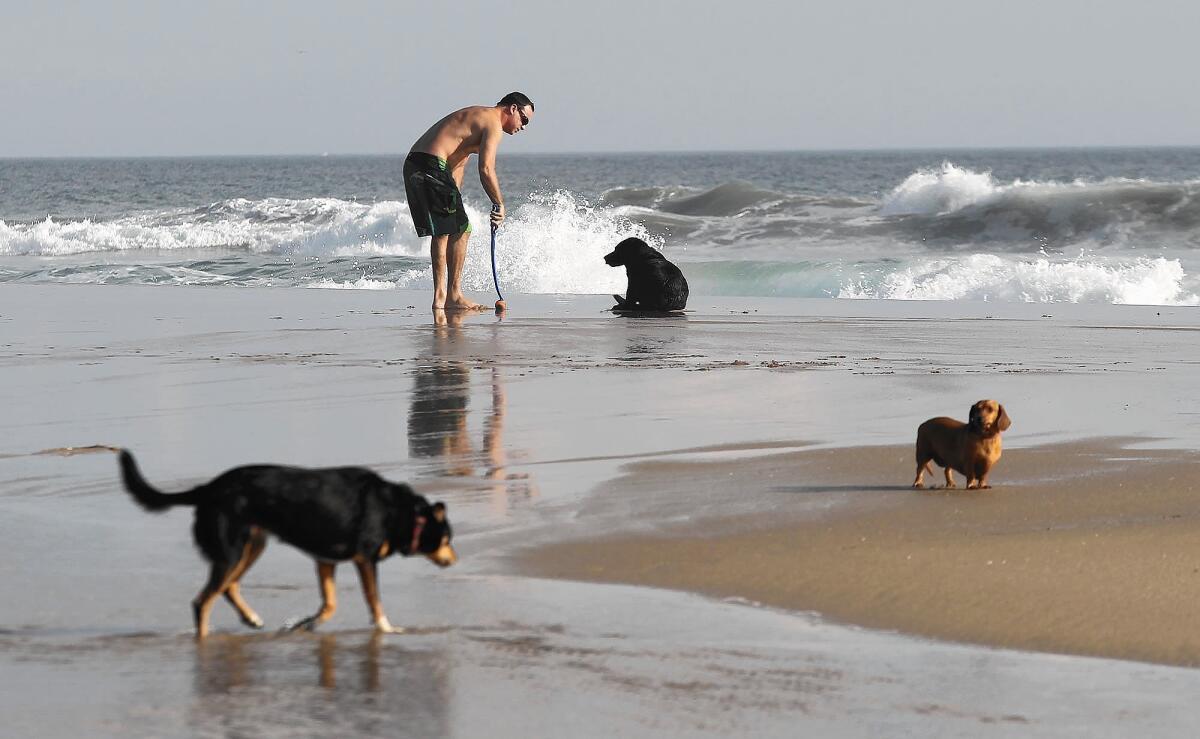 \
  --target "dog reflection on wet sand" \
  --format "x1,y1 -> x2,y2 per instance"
195,633 -> 388,693
192,632 -> 451,734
